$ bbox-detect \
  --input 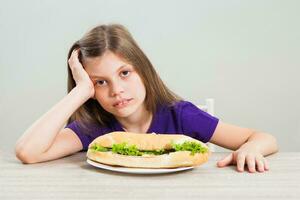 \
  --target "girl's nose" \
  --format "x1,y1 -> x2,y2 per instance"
110,81 -> 124,96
